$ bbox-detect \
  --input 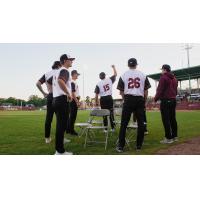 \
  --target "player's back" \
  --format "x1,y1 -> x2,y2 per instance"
121,69 -> 146,97
97,78 -> 113,97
